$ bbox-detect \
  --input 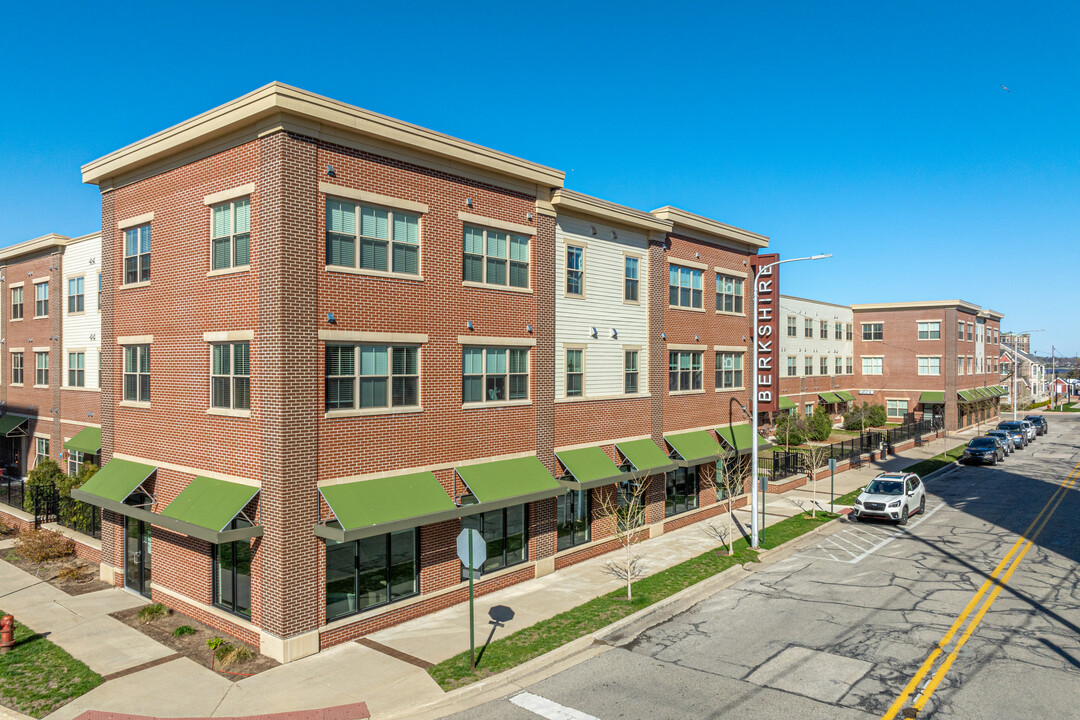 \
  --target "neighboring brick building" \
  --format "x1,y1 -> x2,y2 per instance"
777,295 -> 856,420
74,83 -> 773,662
